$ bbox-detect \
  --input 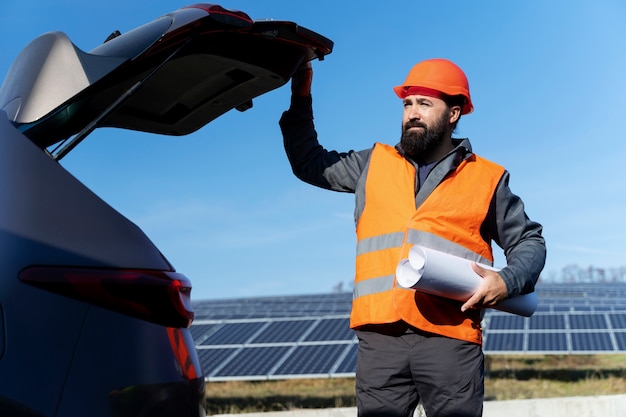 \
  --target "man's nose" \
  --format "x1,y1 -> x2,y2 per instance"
410,114 -> 421,121
407,106 -> 422,120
